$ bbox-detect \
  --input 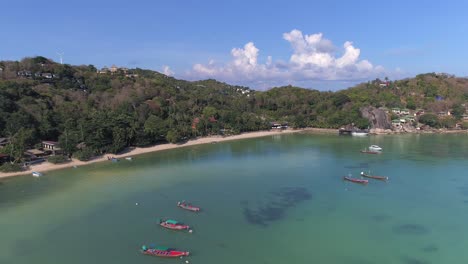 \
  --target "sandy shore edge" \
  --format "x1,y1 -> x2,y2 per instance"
0,128 -> 335,179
